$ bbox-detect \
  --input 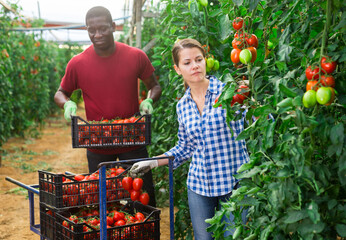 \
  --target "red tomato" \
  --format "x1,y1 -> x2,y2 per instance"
306,80 -> 319,91
320,75 -> 335,87
74,174 -> 85,181
237,85 -> 250,101
115,167 -> 125,176
113,211 -> 124,222
139,192 -> 150,205
130,190 -> 142,201
321,56 -> 337,74
232,17 -> 244,30
232,38 -> 244,49
246,34 -> 259,48
231,48 -> 241,63
247,47 -> 257,63
107,216 -> 114,226
135,212 -> 145,221
132,178 -> 144,191
122,177 -> 133,191
115,219 -> 126,226
305,66 -> 322,80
